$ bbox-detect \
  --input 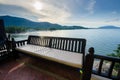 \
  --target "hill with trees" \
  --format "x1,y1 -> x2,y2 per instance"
0,15 -> 87,33
98,26 -> 120,29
